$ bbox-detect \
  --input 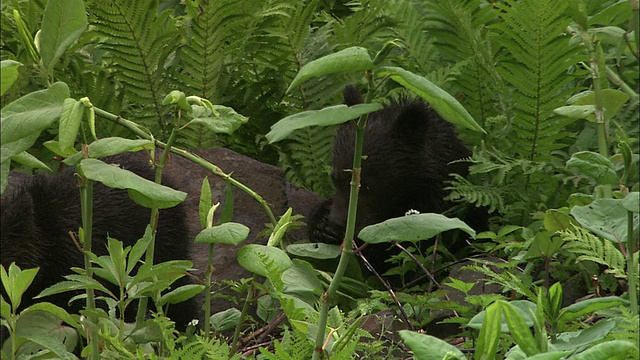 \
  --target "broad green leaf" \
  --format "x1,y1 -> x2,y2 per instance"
500,300 -> 540,356
40,0 -> 87,73
58,98 -> 82,152
559,296 -> 628,324
553,319 -> 616,351
1,82 -> 70,144
524,231 -> 564,259
190,105 -> 248,135
469,300 -> 536,331
566,151 -> 619,186
570,340 -> 636,359
475,301 -> 501,360
567,89 -> 630,122
286,243 -> 342,260
1,60 -> 21,96
266,103 -> 382,143
570,198 -> 639,242
10,151 -> 51,171
377,66 -> 485,133
554,104 -> 596,119
157,284 -> 204,306
43,140 -> 79,158
14,328 -> 77,359
237,244 -> 293,278
162,90 -> 191,111
79,158 -> 187,209
359,213 -> 475,244
287,47 -> 375,92
543,209 -> 574,232
209,308 -> 241,332
621,192 -> 639,213
398,330 -> 467,360
525,352 -> 572,360
194,222 -> 250,245
63,137 -> 154,166
282,260 -> 323,305
22,302 -> 79,328
0,133 -> 39,166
